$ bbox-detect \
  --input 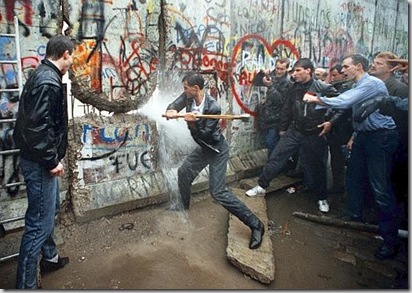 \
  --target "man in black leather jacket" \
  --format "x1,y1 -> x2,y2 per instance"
165,72 -> 264,250
324,64 -> 354,194
13,35 -> 74,289
246,58 -> 338,213
252,57 -> 292,157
